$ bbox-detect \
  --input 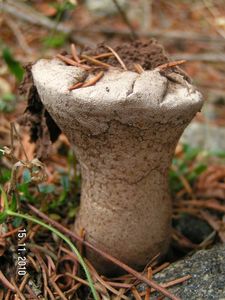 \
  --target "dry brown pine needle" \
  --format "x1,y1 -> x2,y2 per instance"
70,43 -> 80,63
56,54 -> 91,70
134,63 -> 144,74
68,82 -> 84,91
82,71 -> 104,88
155,60 -> 186,71
104,45 -> 127,70
81,54 -> 112,68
